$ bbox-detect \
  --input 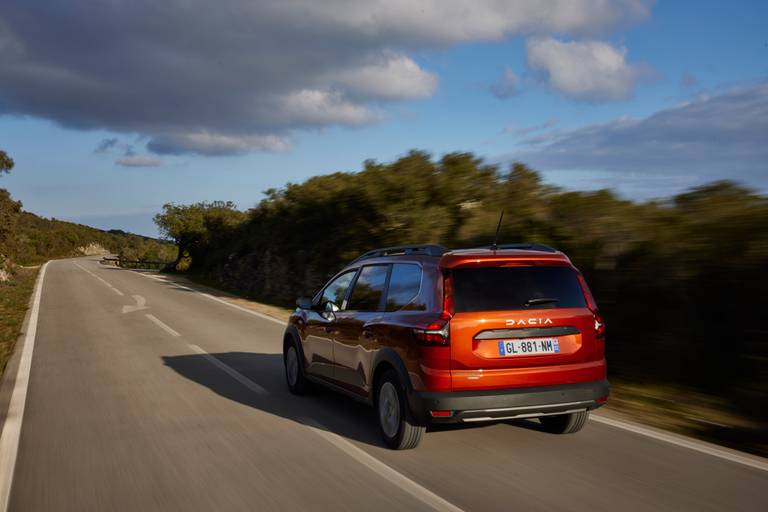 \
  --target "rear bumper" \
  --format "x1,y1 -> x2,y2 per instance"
409,380 -> 609,424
